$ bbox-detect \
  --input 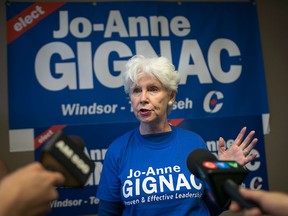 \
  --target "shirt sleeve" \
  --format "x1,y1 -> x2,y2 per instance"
98,200 -> 124,216
96,141 -> 123,202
